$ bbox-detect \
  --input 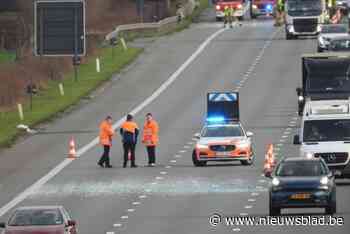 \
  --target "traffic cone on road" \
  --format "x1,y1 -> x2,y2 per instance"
68,138 -> 77,159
